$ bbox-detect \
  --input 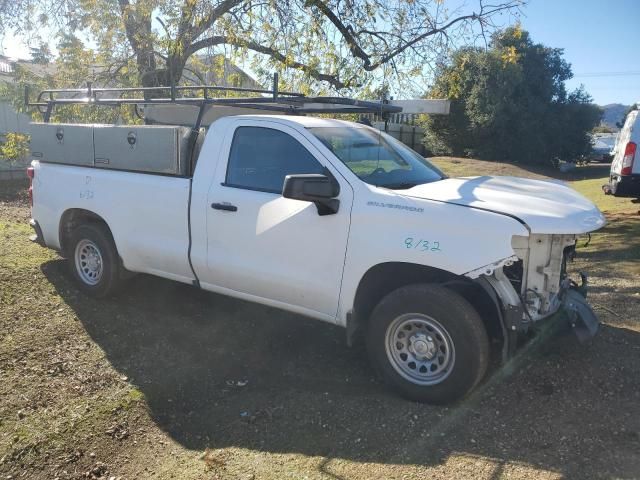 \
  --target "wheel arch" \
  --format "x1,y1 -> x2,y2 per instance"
59,208 -> 117,257
348,262 -> 505,352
